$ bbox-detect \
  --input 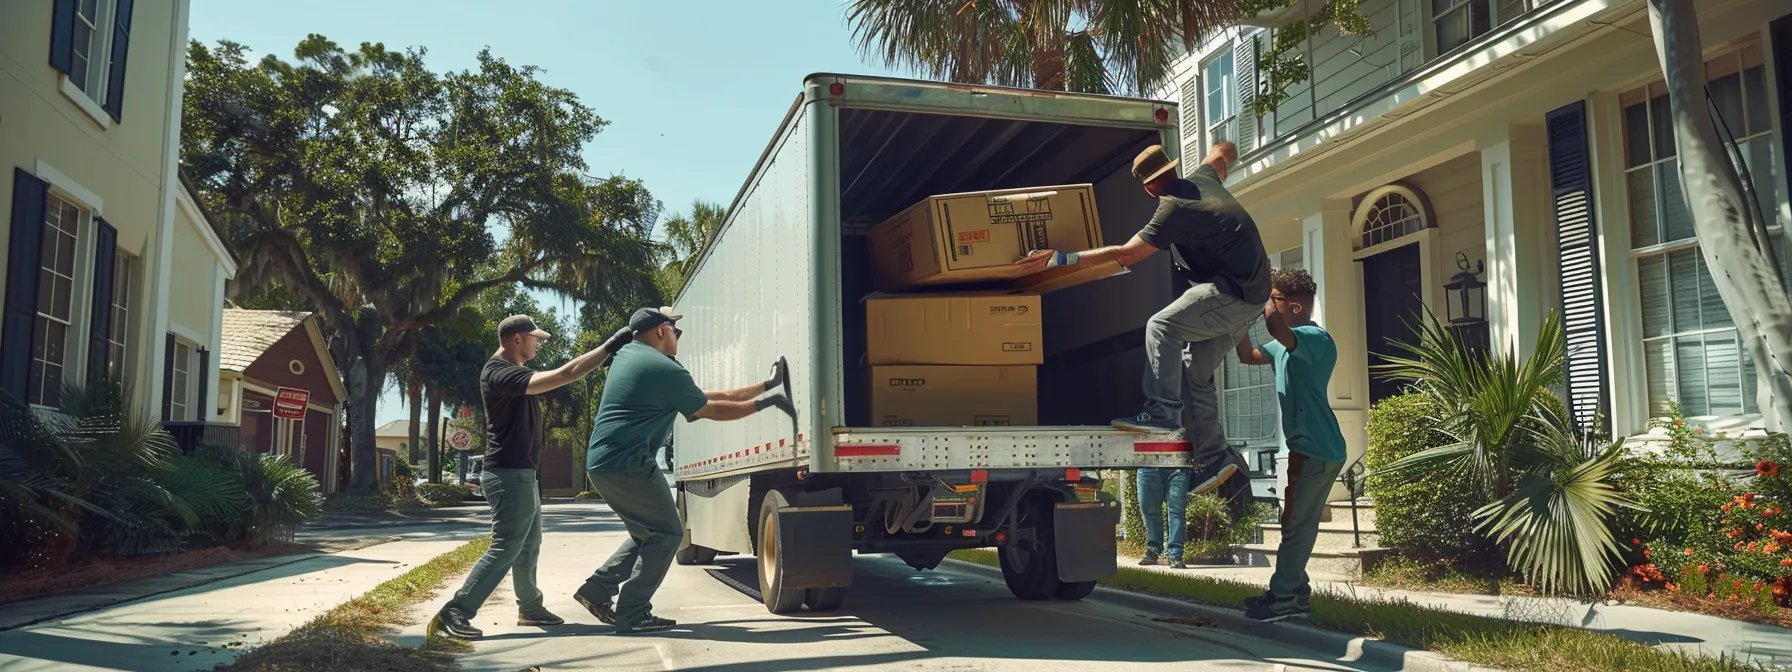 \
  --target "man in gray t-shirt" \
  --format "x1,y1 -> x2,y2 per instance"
1017,141 -> 1269,501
